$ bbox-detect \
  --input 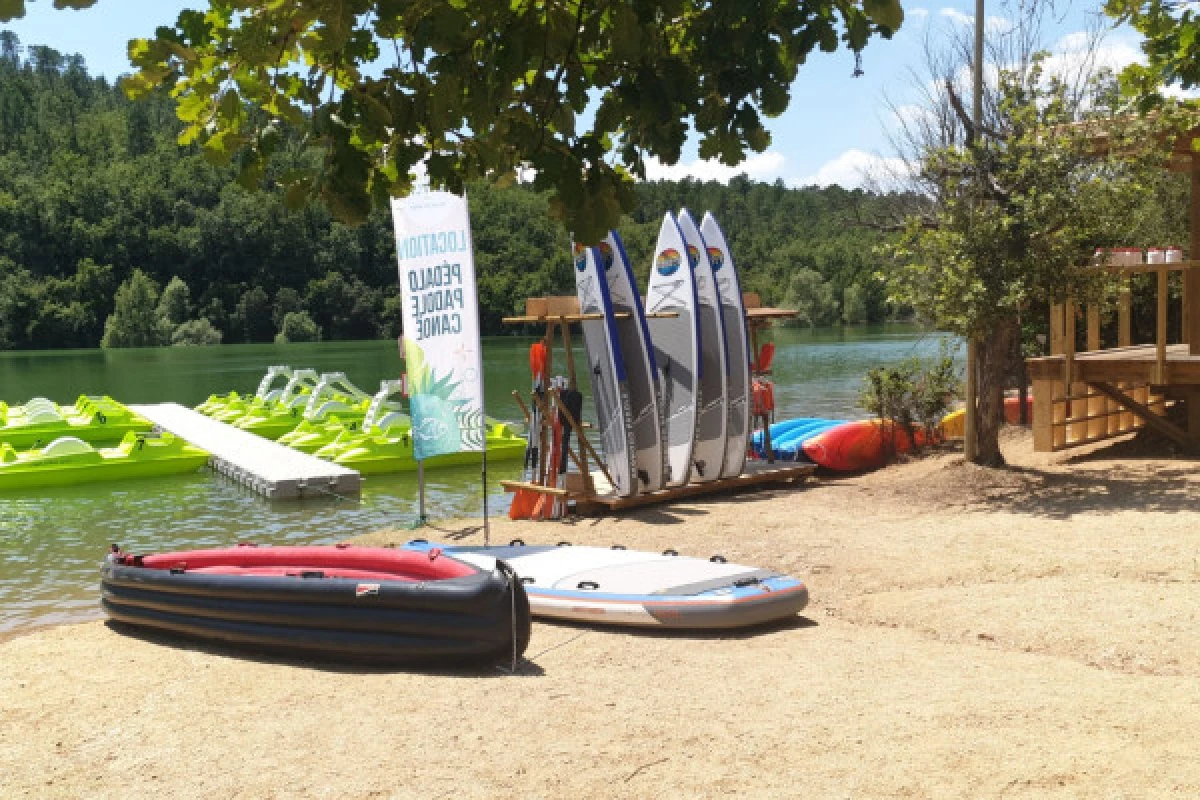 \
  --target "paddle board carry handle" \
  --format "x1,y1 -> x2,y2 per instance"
577,581 -> 599,590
